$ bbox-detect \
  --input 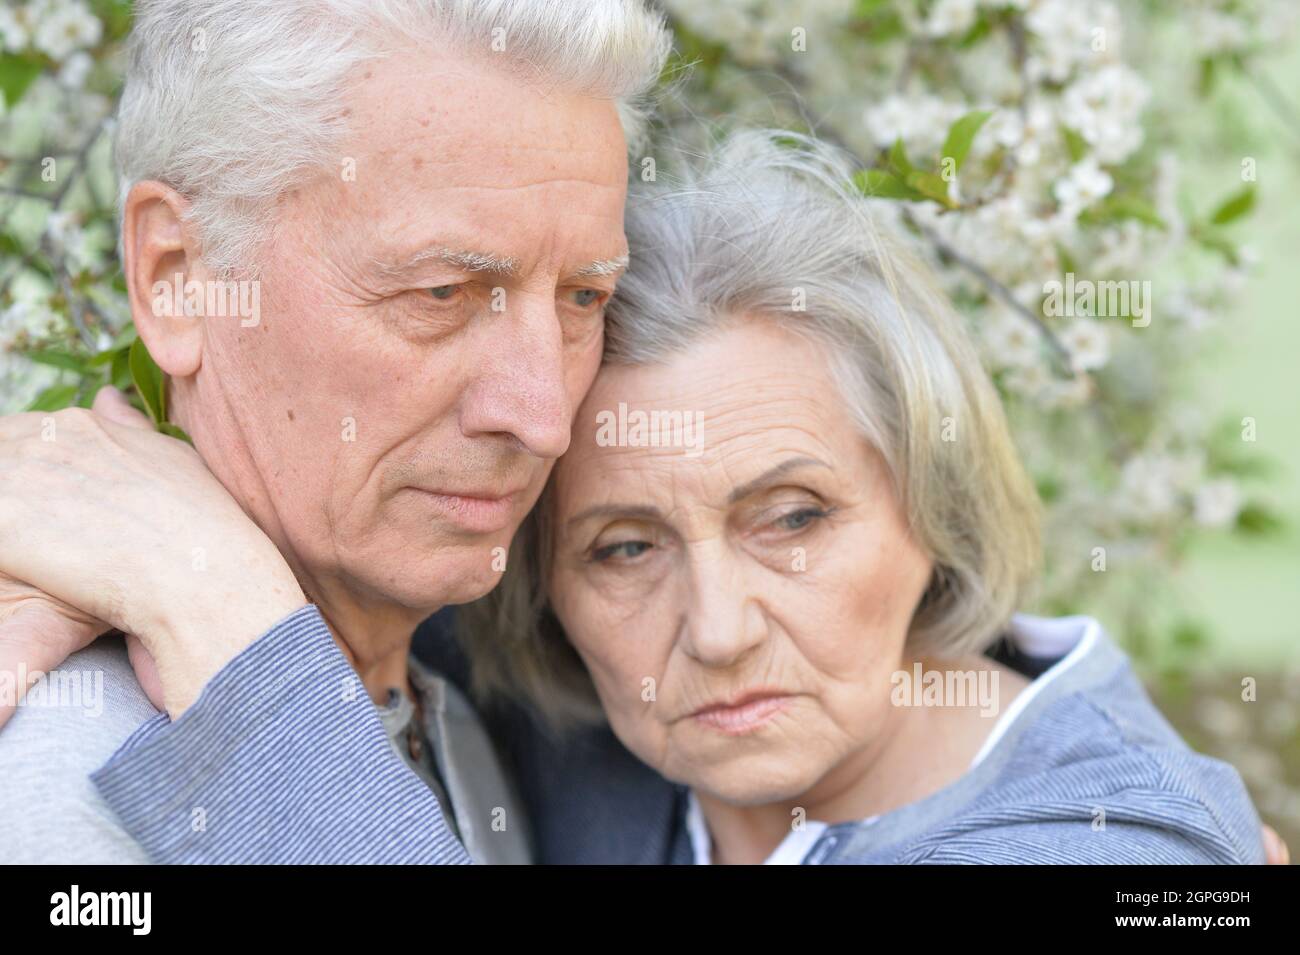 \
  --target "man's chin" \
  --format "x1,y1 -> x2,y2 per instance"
361,553 -> 508,611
